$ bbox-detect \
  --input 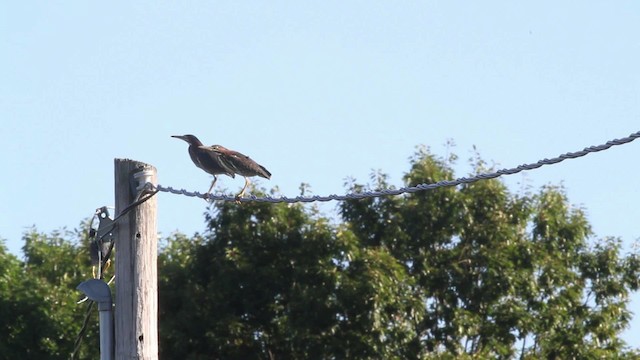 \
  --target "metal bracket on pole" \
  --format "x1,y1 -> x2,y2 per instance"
90,207 -> 116,279
96,207 -> 116,243
131,167 -> 155,199
77,279 -> 114,360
